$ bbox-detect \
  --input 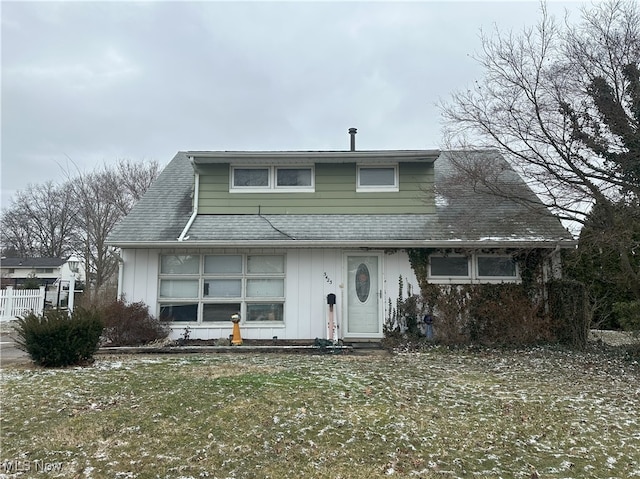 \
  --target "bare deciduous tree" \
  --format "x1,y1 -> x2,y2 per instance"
1,181 -> 77,258
70,159 -> 160,299
440,0 -> 640,299
1,159 -> 160,301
